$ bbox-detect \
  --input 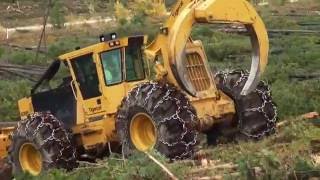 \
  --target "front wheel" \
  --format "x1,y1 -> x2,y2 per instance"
116,82 -> 198,160
8,112 -> 77,176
